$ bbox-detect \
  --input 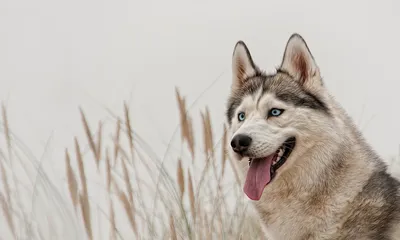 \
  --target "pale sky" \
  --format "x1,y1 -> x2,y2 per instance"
1,0 -> 400,238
